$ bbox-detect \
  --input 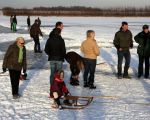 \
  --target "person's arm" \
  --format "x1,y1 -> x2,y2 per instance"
61,39 -> 66,58
23,47 -> 27,73
130,32 -> 133,48
93,40 -> 100,56
80,42 -> 84,54
2,45 -> 13,69
44,39 -> 50,55
113,32 -> 120,50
